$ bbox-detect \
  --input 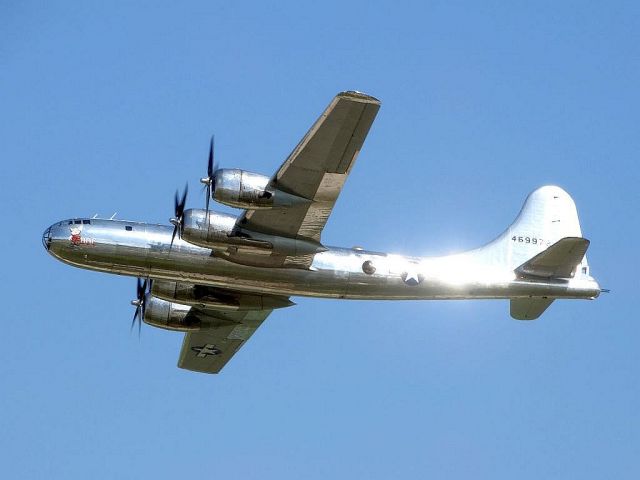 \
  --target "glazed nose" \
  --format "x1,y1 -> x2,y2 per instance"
42,226 -> 52,251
